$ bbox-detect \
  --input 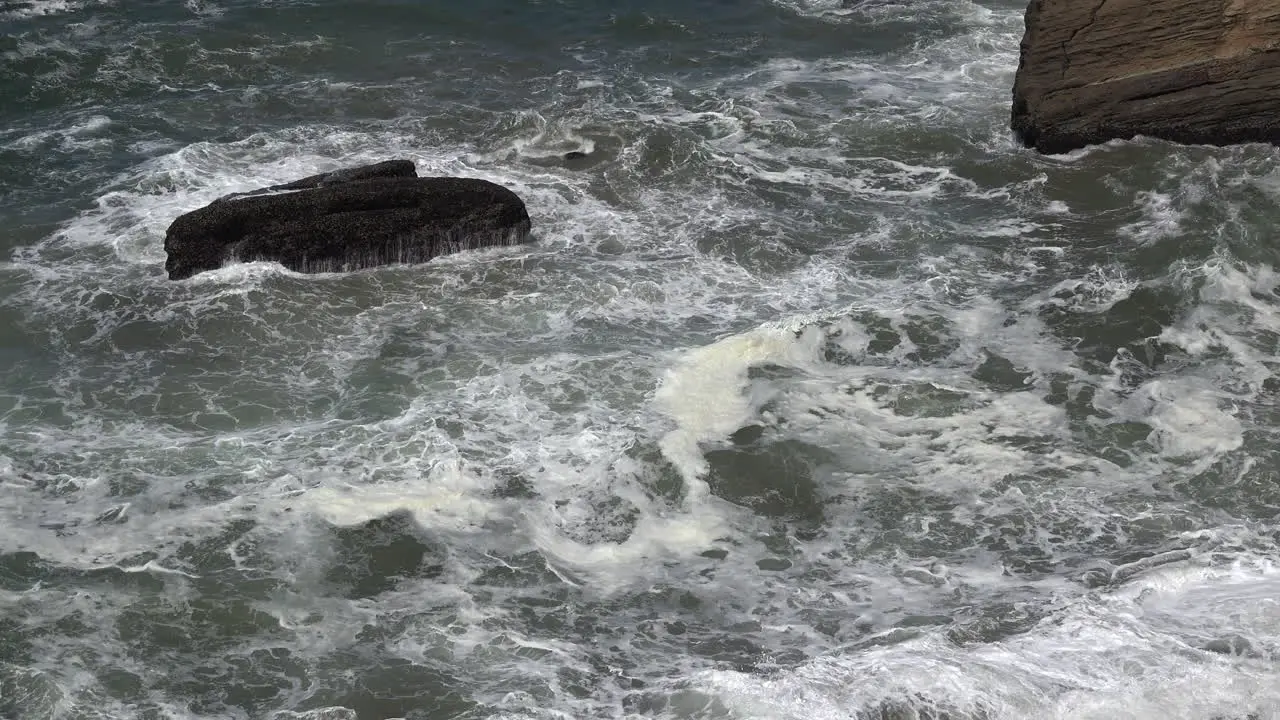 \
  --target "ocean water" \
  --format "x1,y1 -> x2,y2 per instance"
2,1 -> 1280,718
